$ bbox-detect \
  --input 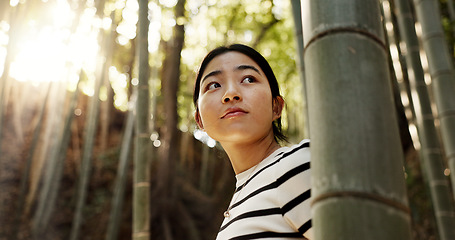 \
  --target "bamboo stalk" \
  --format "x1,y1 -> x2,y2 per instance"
302,0 -> 412,238
133,0 -> 151,239
33,77 -> 82,237
0,7 -> 18,156
393,0 -> 455,239
69,62 -> 104,240
106,92 -> 136,240
199,145 -> 210,194
412,0 -> 455,202
13,83 -> 52,238
290,0 -> 309,138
